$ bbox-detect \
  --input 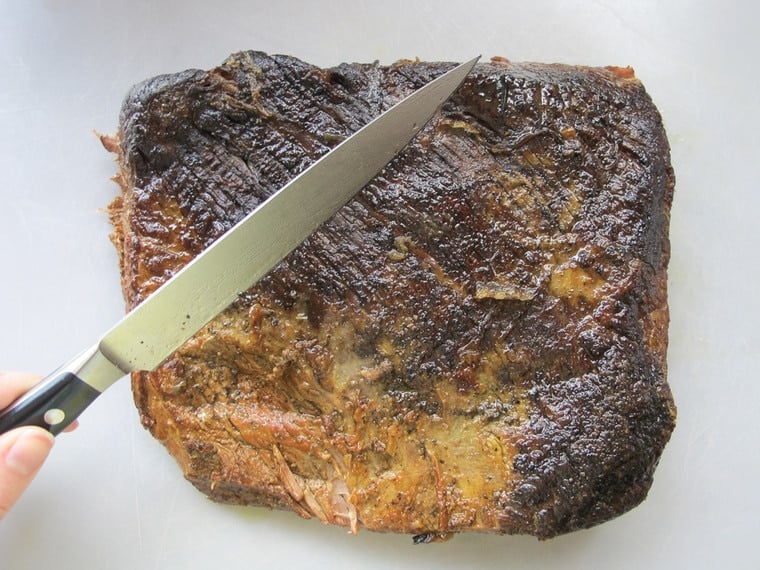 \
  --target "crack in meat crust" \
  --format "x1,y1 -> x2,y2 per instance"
106,52 -> 676,539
